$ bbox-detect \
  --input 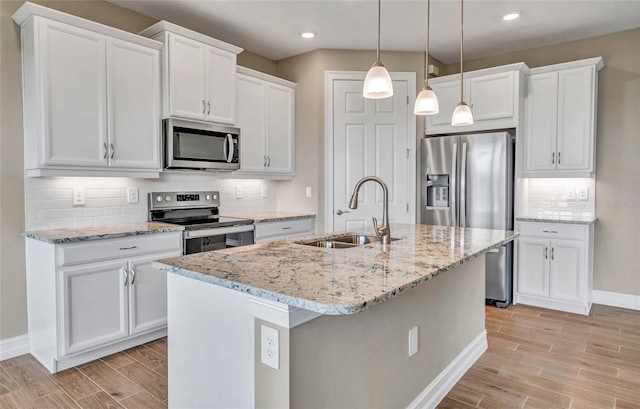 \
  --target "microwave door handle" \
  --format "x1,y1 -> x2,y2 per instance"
225,134 -> 234,163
